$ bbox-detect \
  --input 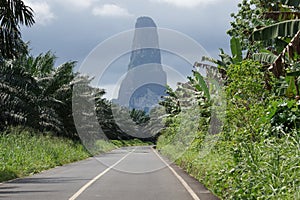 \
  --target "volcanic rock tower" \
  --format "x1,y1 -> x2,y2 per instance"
117,17 -> 167,112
